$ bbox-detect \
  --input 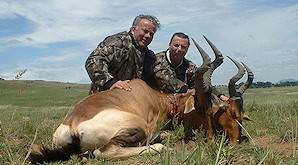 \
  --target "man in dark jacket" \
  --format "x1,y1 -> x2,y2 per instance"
153,32 -> 195,93
153,32 -> 228,100
85,14 -> 160,94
